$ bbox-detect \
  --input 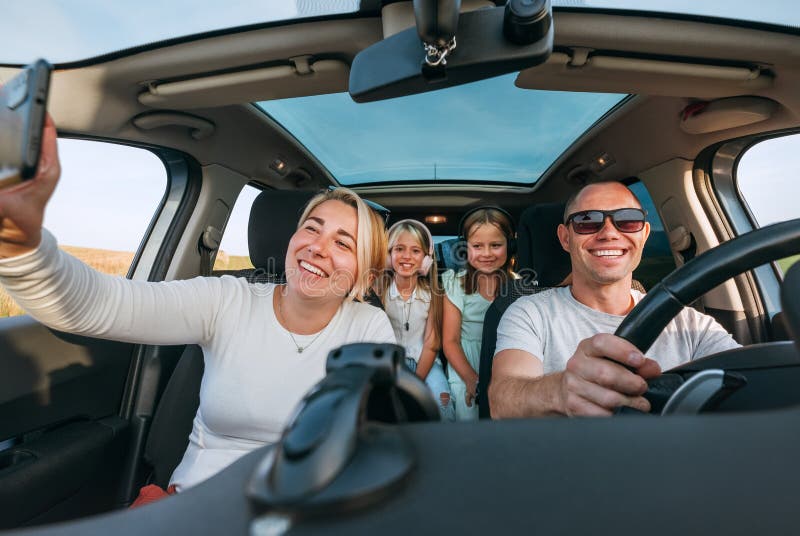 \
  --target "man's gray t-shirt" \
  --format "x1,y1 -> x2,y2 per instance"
495,287 -> 740,373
